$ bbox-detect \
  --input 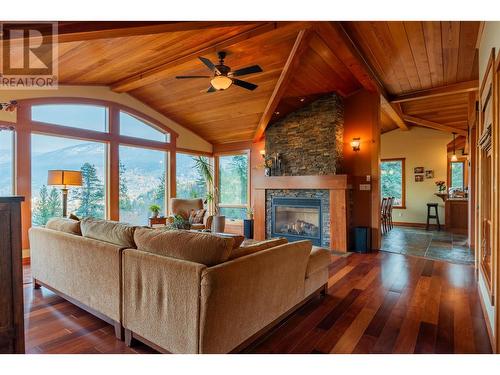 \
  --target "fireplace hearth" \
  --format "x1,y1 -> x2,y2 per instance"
271,197 -> 322,246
